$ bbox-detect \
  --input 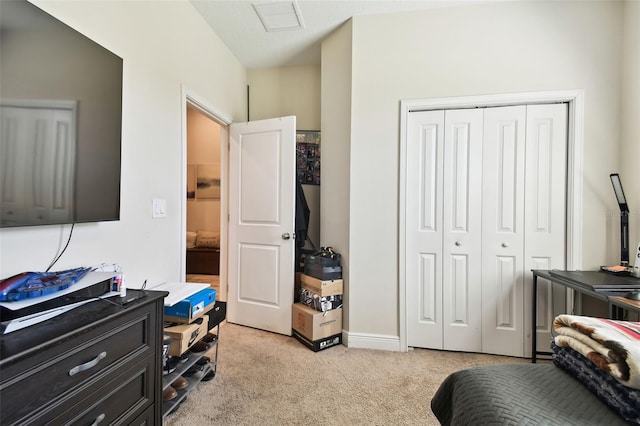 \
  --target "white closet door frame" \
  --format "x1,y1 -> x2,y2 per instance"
399,90 -> 584,353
